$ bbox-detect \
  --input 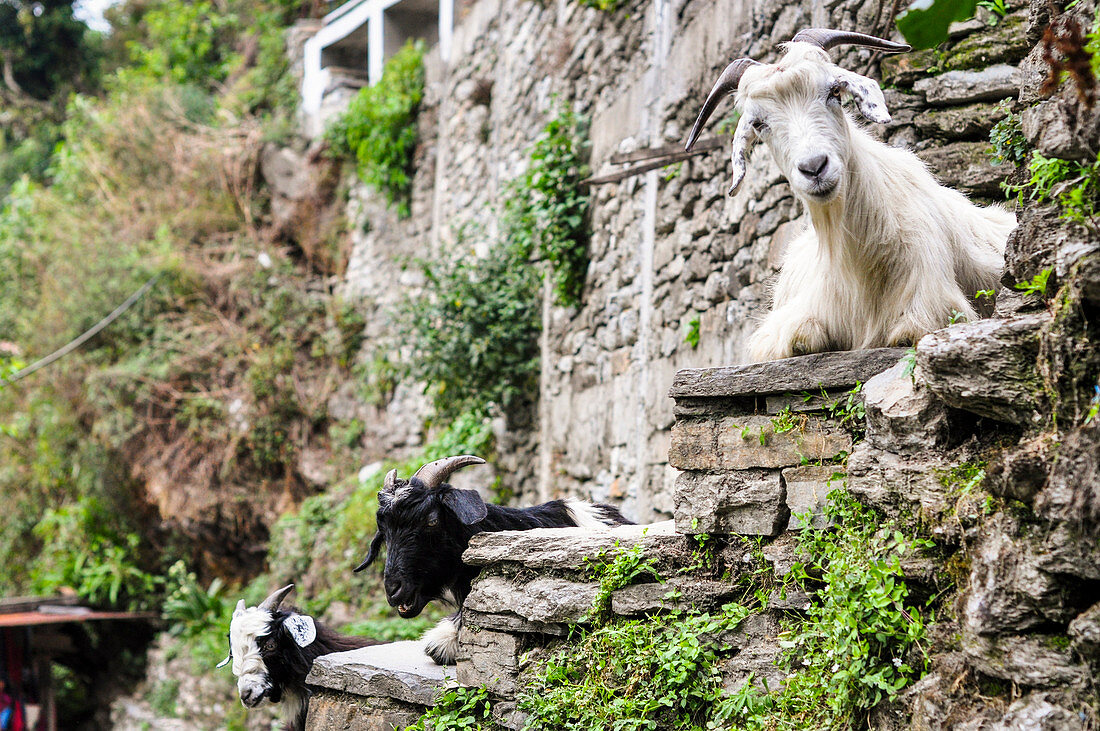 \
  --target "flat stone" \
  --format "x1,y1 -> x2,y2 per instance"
462,609 -> 569,636
914,65 -> 1022,105
668,348 -> 907,400
306,641 -> 450,706
464,575 -> 597,625
988,693 -> 1089,731
862,360 -> 952,454
847,445 -> 954,528
305,691 -> 424,731
462,521 -> 683,571
720,612 -> 786,693
914,102 -> 1007,140
782,465 -> 841,529
917,314 -> 1049,425
962,633 -> 1088,688
610,577 -> 741,615
939,12 -> 1029,71
456,627 -> 524,697
670,414 -> 851,471
674,469 -> 787,536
